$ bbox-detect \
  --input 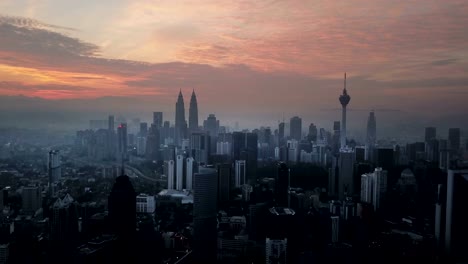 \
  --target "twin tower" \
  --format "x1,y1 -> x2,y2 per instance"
175,89 -> 198,145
